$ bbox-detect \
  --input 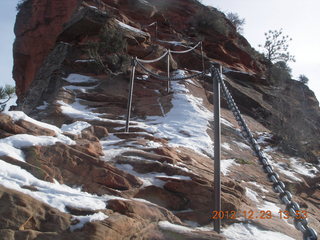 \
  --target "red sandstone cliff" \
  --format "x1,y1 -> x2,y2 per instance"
13,0 -> 80,96
13,0 -> 265,97
4,0 -> 320,239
